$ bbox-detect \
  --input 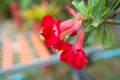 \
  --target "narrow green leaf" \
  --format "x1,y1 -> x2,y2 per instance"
91,18 -> 99,27
78,1 -> 88,16
102,27 -> 109,48
106,26 -> 113,46
87,0 -> 92,8
87,5 -> 93,18
92,0 -> 98,5
96,26 -> 102,44
83,31 -> 91,47
110,33 -> 114,45
72,0 -> 81,12
102,26 -> 112,48
93,0 -> 106,17
84,24 -> 94,32
87,0 -> 98,18
100,7 -> 110,18
106,0 -> 120,18
106,25 -> 111,32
